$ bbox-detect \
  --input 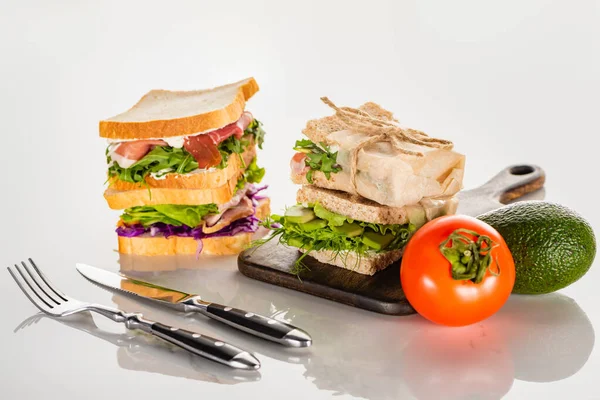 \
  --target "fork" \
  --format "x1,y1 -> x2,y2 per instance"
7,259 -> 261,370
